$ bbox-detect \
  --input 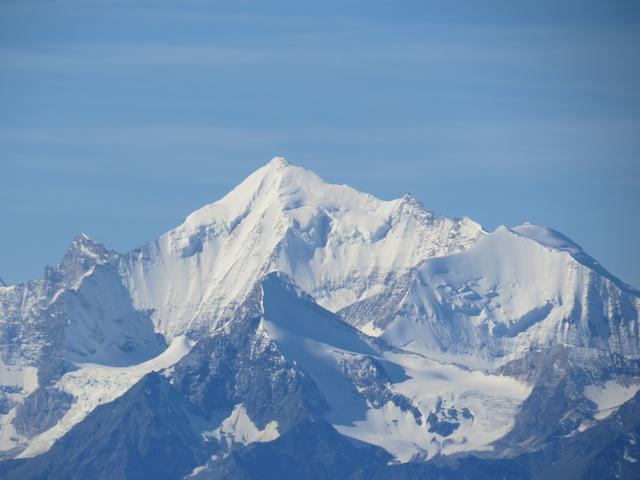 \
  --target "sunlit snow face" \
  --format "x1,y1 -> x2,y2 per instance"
119,159 -> 483,340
